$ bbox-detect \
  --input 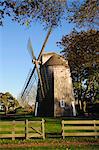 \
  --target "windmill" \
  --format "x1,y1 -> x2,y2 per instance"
21,27 -> 52,101
21,27 -> 76,117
